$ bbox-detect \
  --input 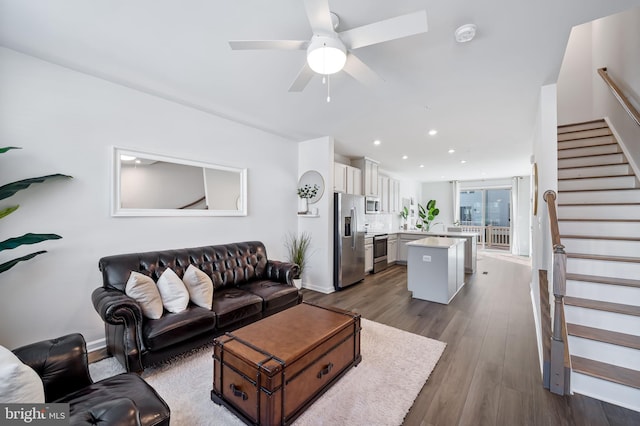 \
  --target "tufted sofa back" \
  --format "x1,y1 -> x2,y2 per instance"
98,241 -> 269,292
